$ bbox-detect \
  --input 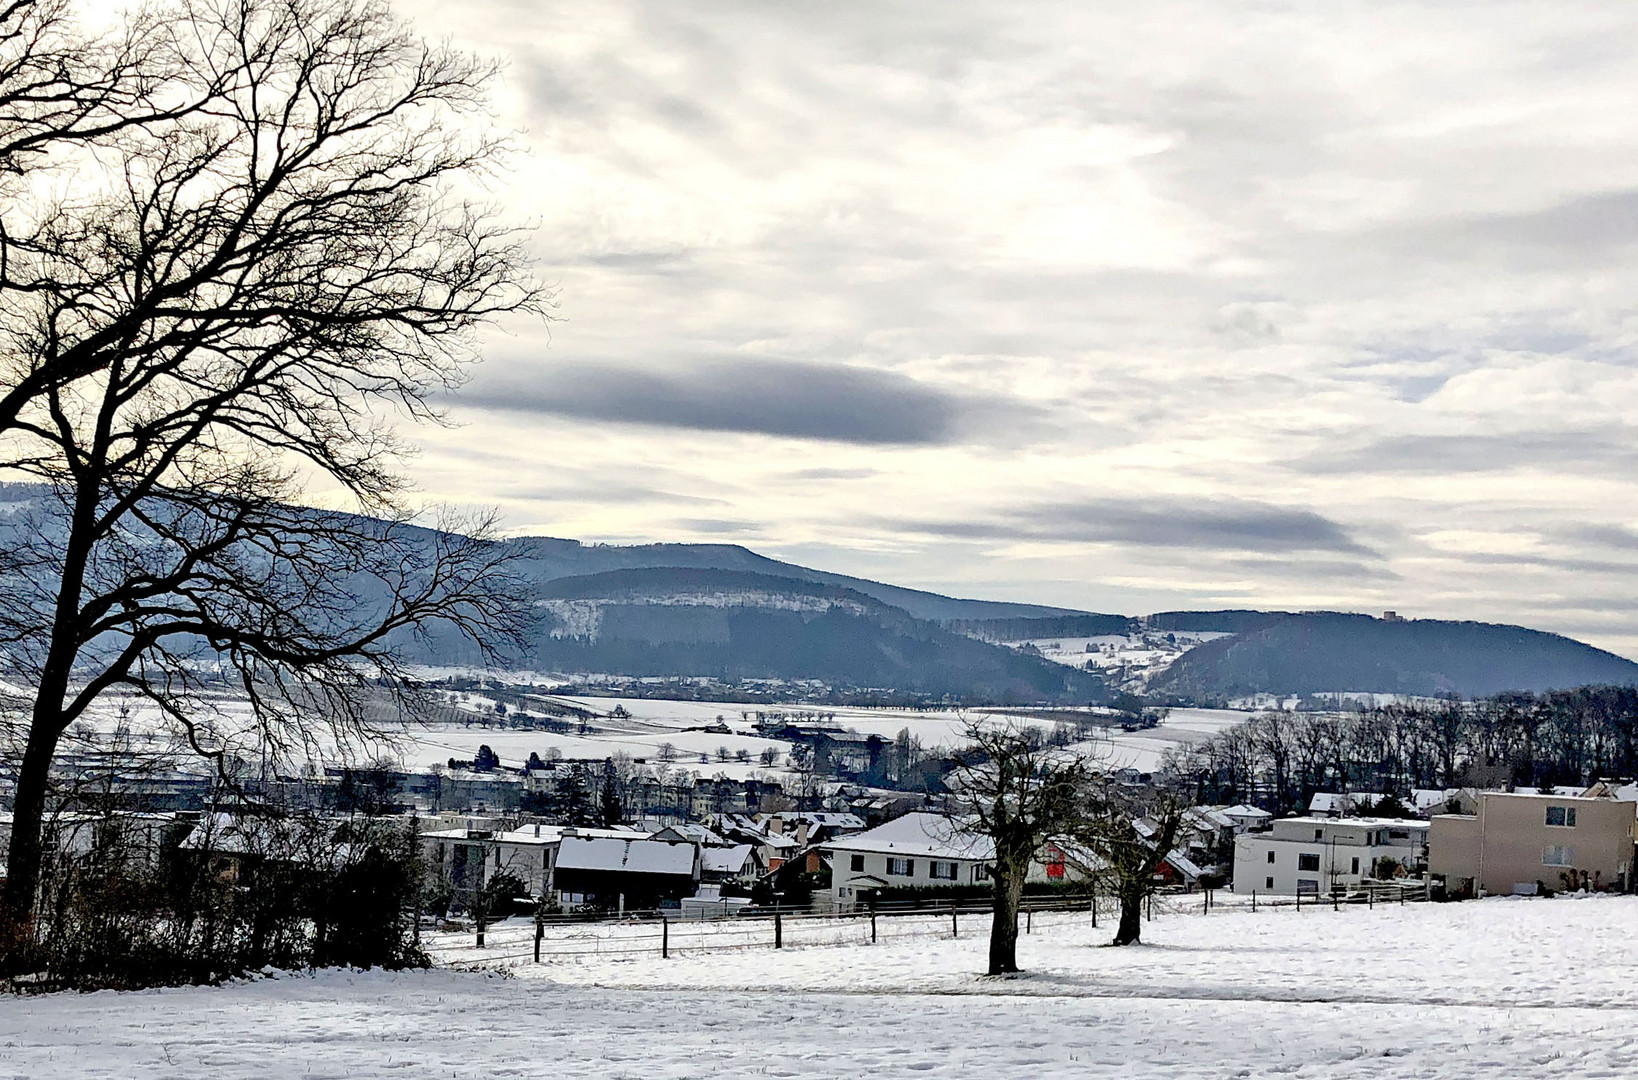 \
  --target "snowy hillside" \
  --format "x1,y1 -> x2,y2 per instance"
1020,631 -> 1231,691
